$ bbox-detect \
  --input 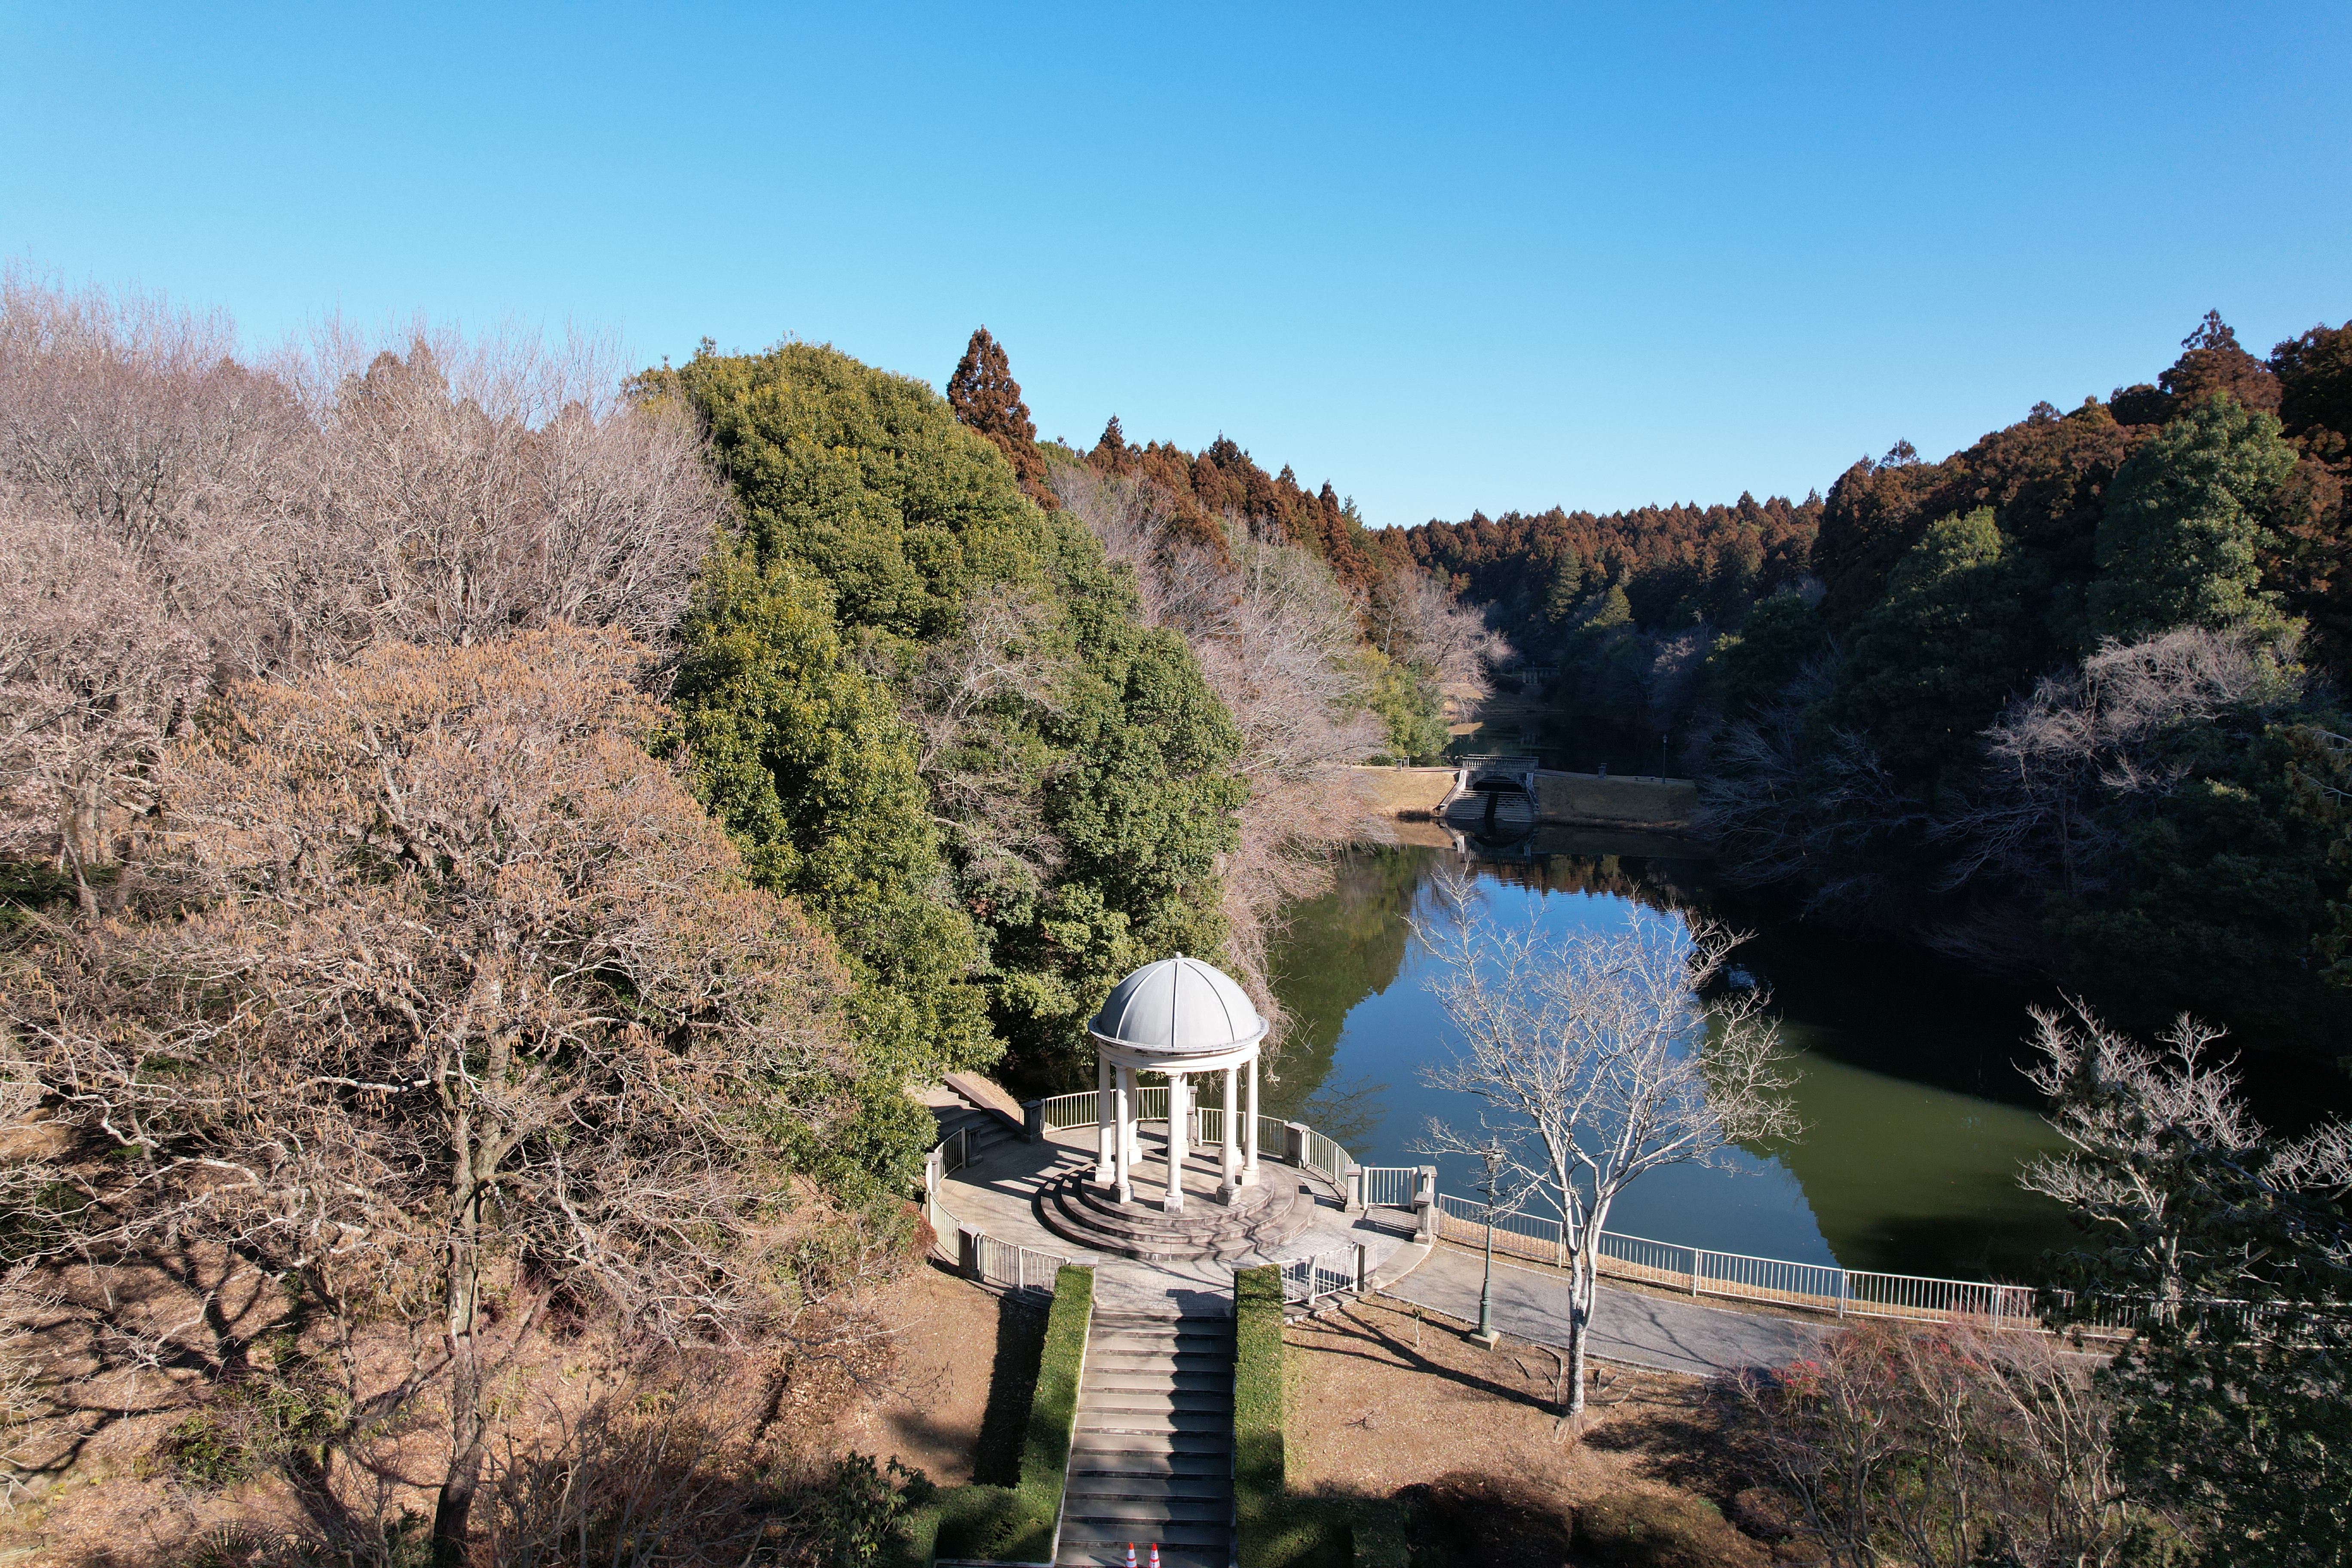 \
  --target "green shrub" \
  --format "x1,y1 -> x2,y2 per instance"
931,1265 -> 1094,1564
1232,1265 -> 1351,1566
926,1483 -> 1032,1562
